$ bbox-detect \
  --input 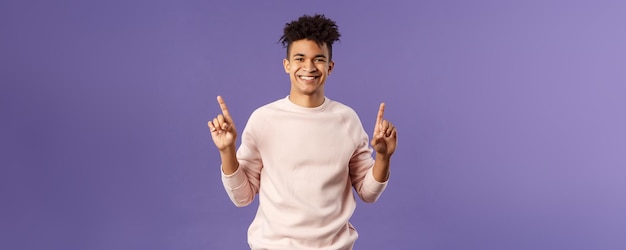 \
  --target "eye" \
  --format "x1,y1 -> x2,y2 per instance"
294,58 -> 304,62
315,58 -> 326,62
